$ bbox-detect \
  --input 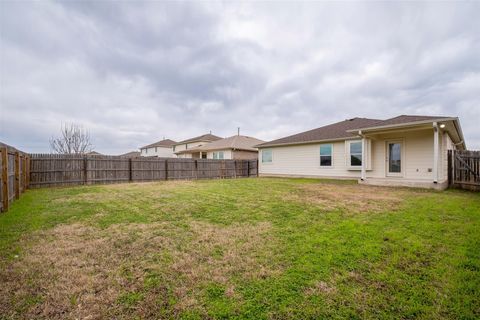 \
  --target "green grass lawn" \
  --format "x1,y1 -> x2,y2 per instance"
0,178 -> 479,319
